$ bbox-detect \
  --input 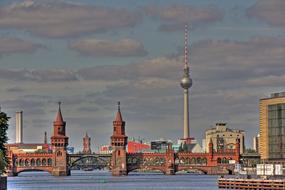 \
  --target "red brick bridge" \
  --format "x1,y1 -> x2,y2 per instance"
6,103 -> 240,176
111,104 -> 240,176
